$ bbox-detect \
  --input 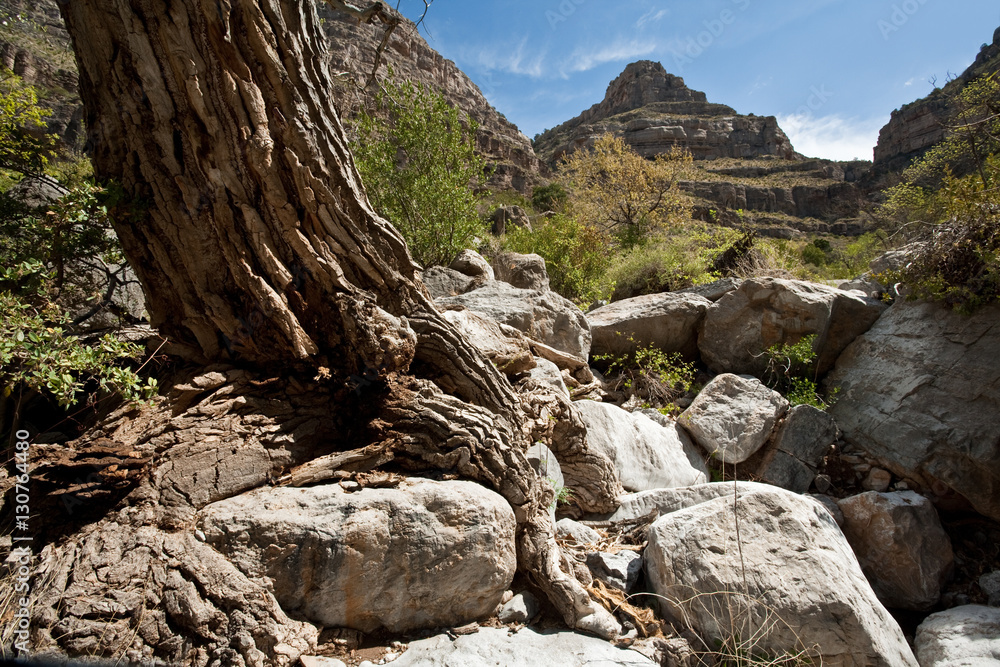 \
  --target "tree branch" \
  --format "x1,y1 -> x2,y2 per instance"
323,0 -> 402,86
